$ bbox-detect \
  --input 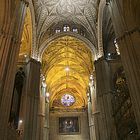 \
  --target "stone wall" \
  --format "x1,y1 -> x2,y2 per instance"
49,111 -> 90,140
